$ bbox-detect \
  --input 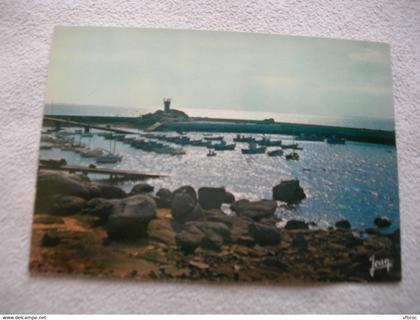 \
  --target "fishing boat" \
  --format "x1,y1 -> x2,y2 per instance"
177,136 -> 190,145
233,134 -> 256,143
281,143 -> 299,149
326,136 -> 346,144
207,149 -> 216,157
241,143 -> 266,154
285,152 -> 299,160
204,136 -> 224,141
256,137 -> 282,146
211,140 -> 236,151
267,149 -> 284,157
190,139 -> 211,147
